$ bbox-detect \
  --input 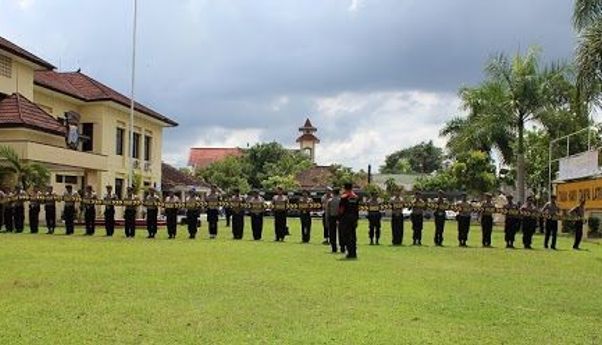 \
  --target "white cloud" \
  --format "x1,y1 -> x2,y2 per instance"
270,96 -> 289,112
348,0 -> 363,13
15,0 -> 34,10
312,91 -> 462,170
